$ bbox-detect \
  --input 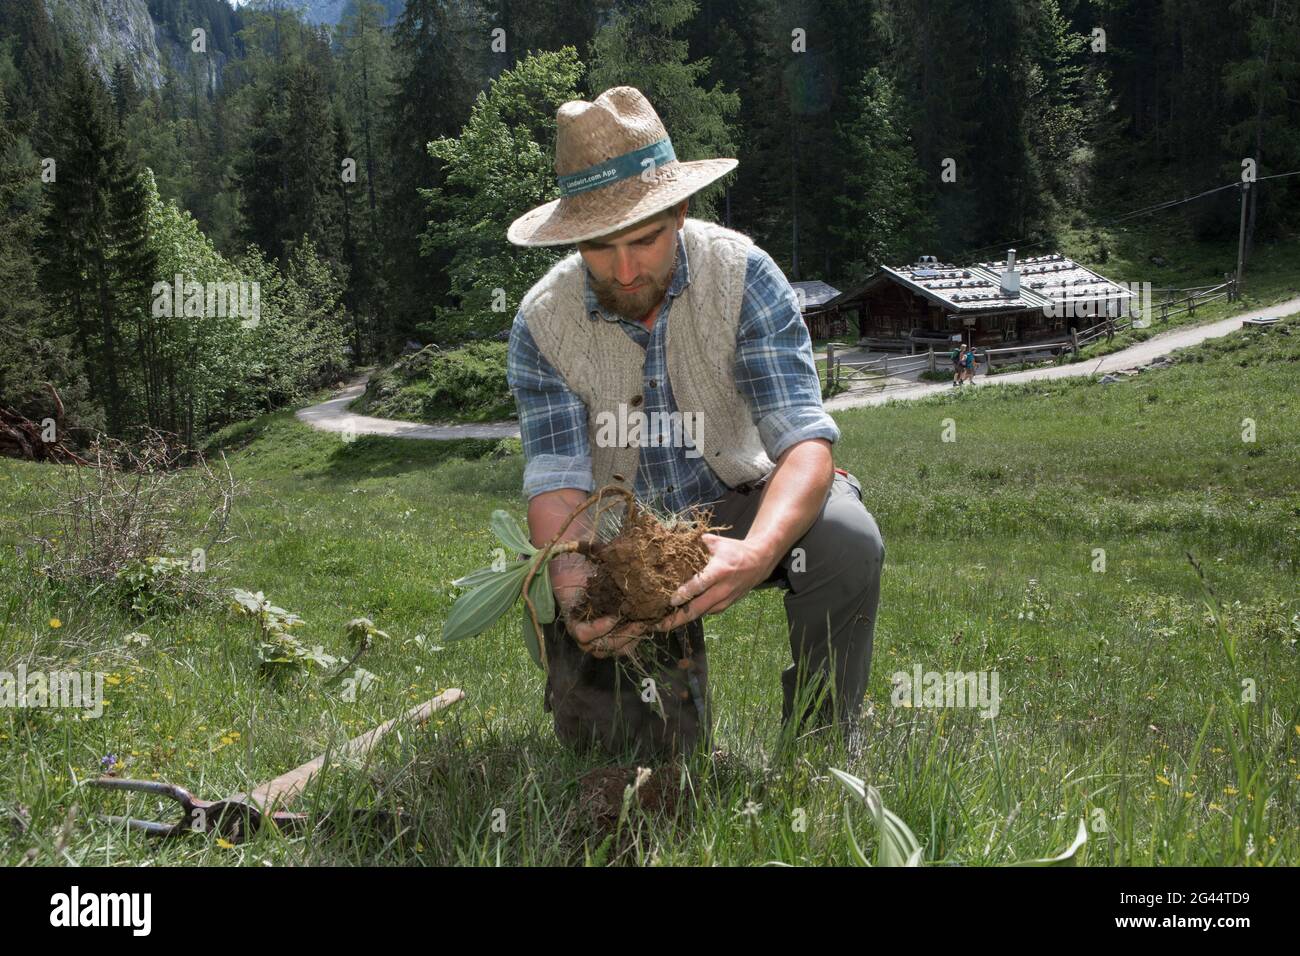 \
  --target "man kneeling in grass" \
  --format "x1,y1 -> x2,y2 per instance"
505,86 -> 885,760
